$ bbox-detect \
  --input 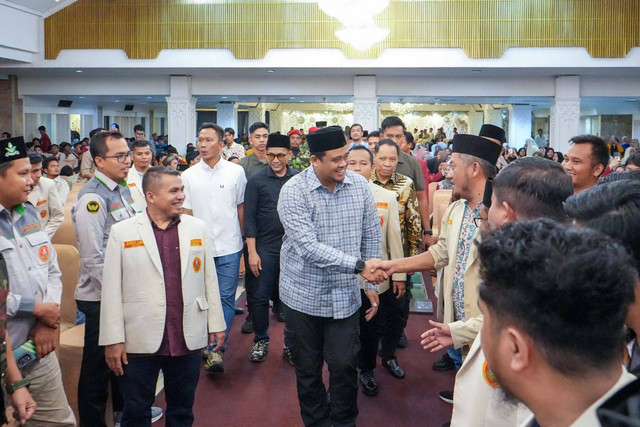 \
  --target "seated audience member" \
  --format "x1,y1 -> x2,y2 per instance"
43,156 -> 71,204
100,167 -> 225,426
50,144 -> 60,159
59,142 -> 79,170
436,161 -> 453,190
27,153 -> 64,238
185,150 -> 200,167
33,145 -> 43,155
517,147 -> 526,158
162,155 -> 179,170
59,165 -> 78,187
477,219 -> 637,427
625,152 -> 640,171
564,181 -> 640,377
1,131 -> 10,139
227,156 -> 239,164
562,134 -> 609,194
